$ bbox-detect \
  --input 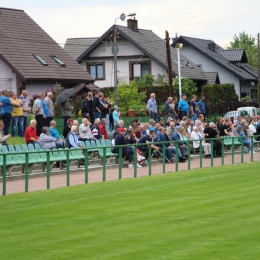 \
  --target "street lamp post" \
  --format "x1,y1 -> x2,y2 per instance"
113,12 -> 136,106
175,43 -> 183,99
